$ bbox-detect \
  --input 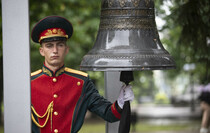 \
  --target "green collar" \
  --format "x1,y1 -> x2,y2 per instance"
42,65 -> 65,77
